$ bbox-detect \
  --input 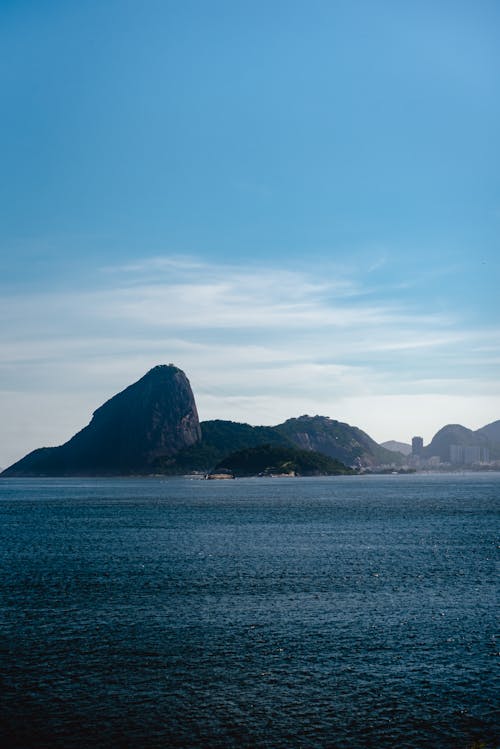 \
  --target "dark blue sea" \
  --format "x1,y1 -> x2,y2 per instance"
0,474 -> 498,749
